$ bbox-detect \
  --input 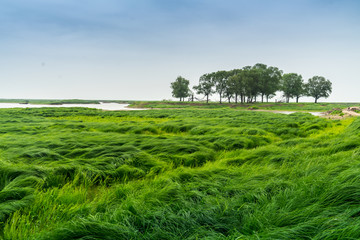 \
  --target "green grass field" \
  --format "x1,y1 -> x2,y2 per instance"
0,106 -> 360,239
130,101 -> 359,112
